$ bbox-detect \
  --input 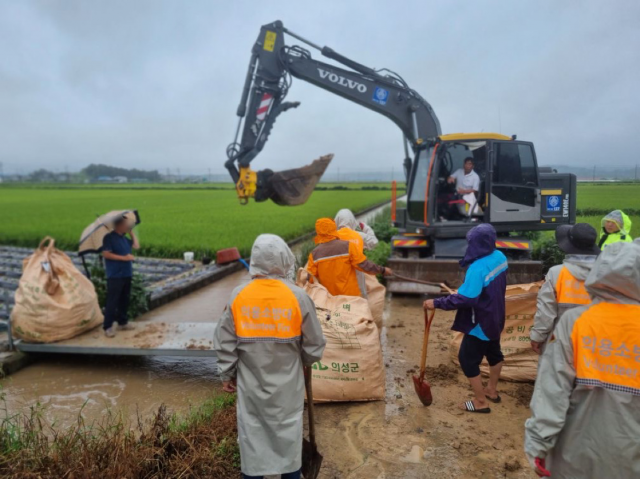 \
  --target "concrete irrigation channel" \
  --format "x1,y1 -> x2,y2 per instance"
0,199 -> 537,477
